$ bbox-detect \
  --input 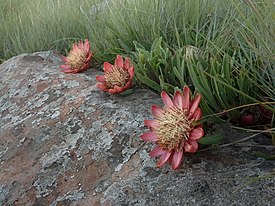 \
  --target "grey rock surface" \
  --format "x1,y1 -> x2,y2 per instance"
0,51 -> 274,206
